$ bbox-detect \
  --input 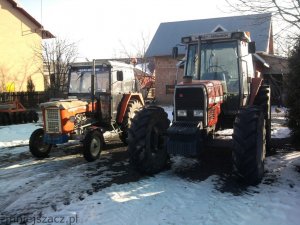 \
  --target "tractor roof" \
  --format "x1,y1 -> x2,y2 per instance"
70,60 -> 134,69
